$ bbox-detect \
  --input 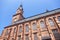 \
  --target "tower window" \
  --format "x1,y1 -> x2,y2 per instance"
19,26 -> 22,33
25,34 -> 29,40
32,23 -> 37,30
25,24 -> 29,32
40,21 -> 46,28
48,18 -> 54,27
